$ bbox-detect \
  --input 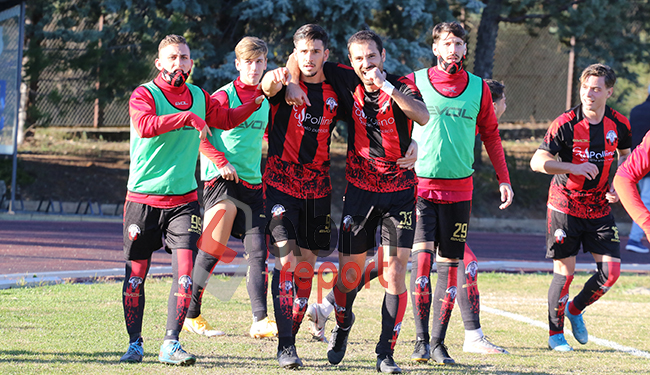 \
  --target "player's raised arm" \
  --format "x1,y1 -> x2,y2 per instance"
262,67 -> 291,98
